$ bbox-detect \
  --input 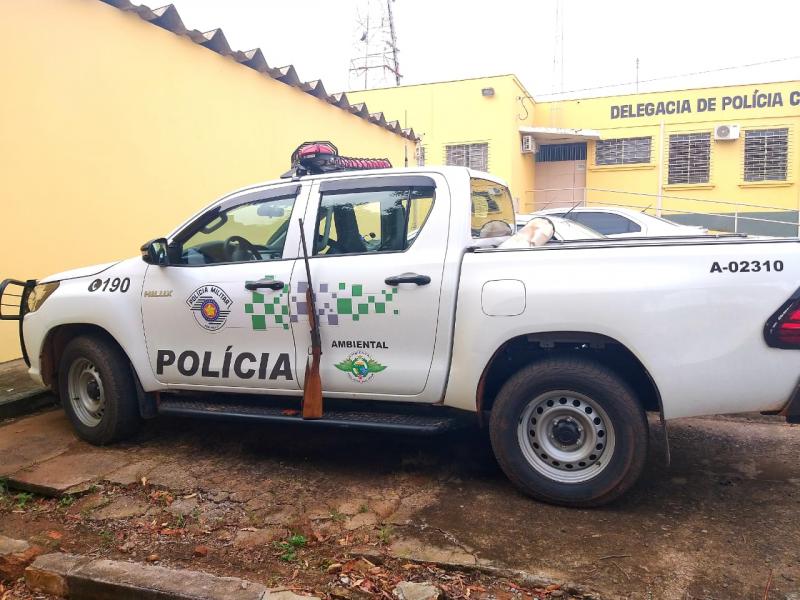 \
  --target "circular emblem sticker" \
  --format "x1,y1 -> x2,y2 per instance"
334,351 -> 387,384
200,299 -> 220,322
186,285 -> 232,332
